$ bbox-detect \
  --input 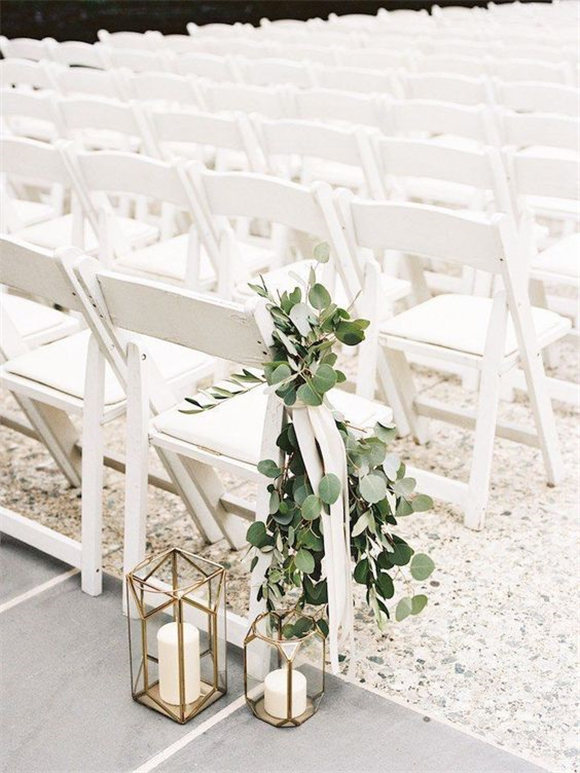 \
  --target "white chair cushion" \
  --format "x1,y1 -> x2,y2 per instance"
532,232 -> 580,281
12,199 -> 55,228
13,214 -> 158,253
381,294 -> 566,356
3,330 -> 213,405
1,295 -> 81,345
120,233 -> 272,287
153,384 -> 393,466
